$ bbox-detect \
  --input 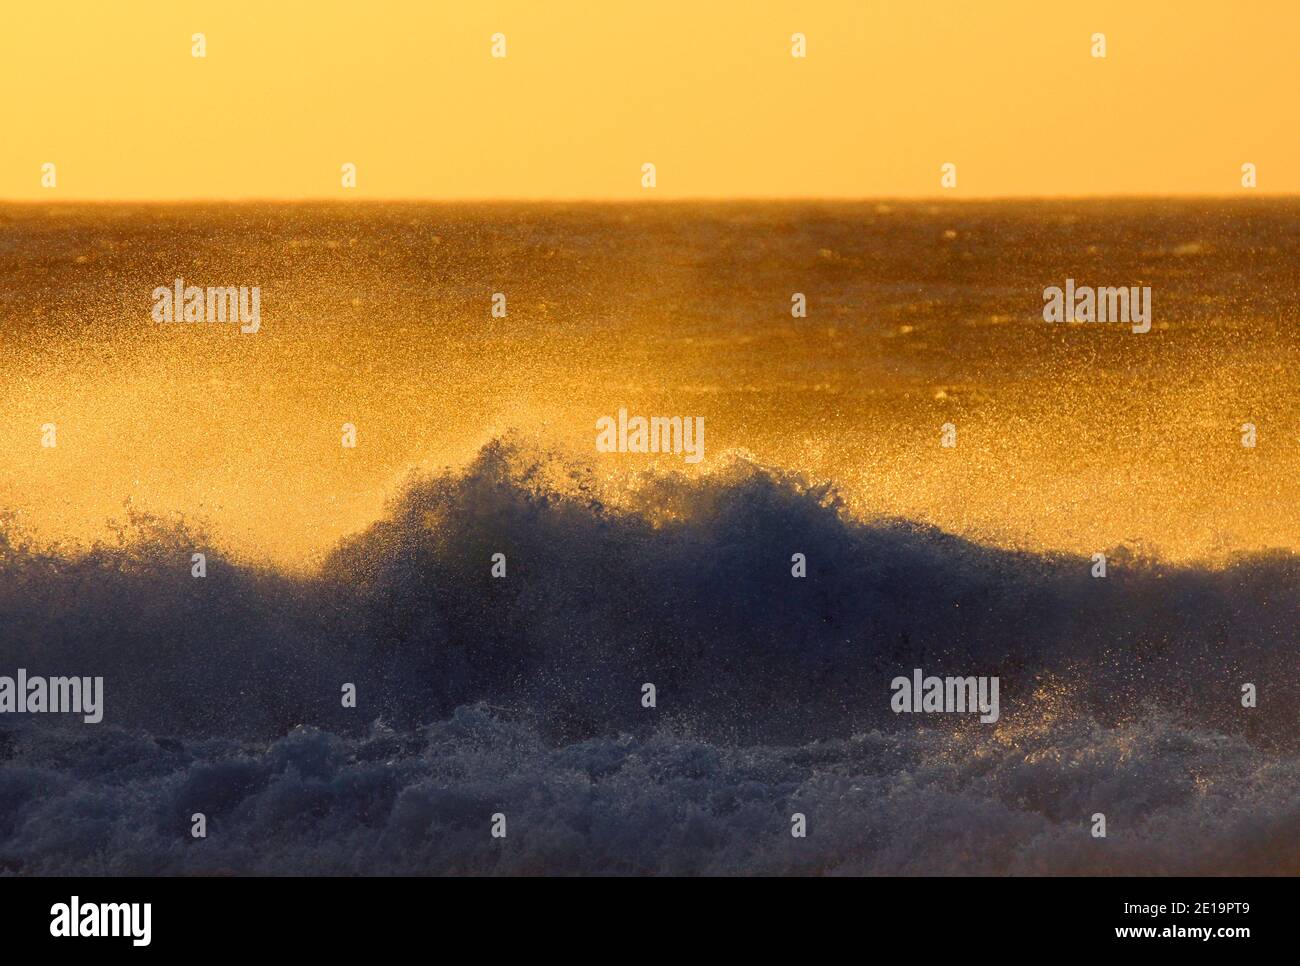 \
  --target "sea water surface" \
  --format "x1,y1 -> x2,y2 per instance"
0,200 -> 1296,874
